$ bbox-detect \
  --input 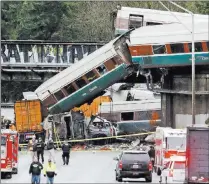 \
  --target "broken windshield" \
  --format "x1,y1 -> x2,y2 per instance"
166,137 -> 186,150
